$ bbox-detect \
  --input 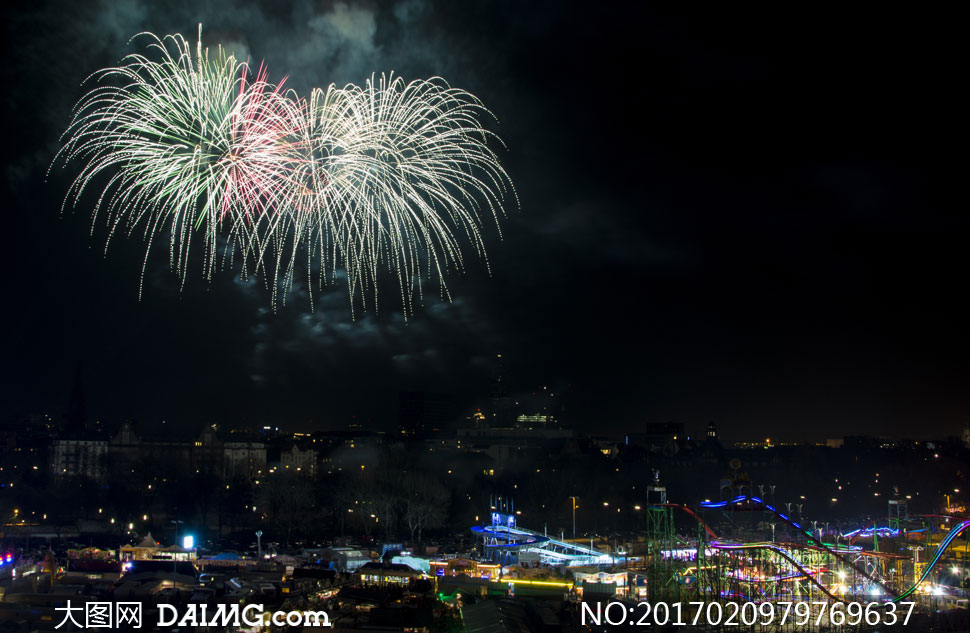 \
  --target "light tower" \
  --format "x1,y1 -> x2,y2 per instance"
888,493 -> 908,532
569,496 -> 579,538
645,470 -> 676,602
